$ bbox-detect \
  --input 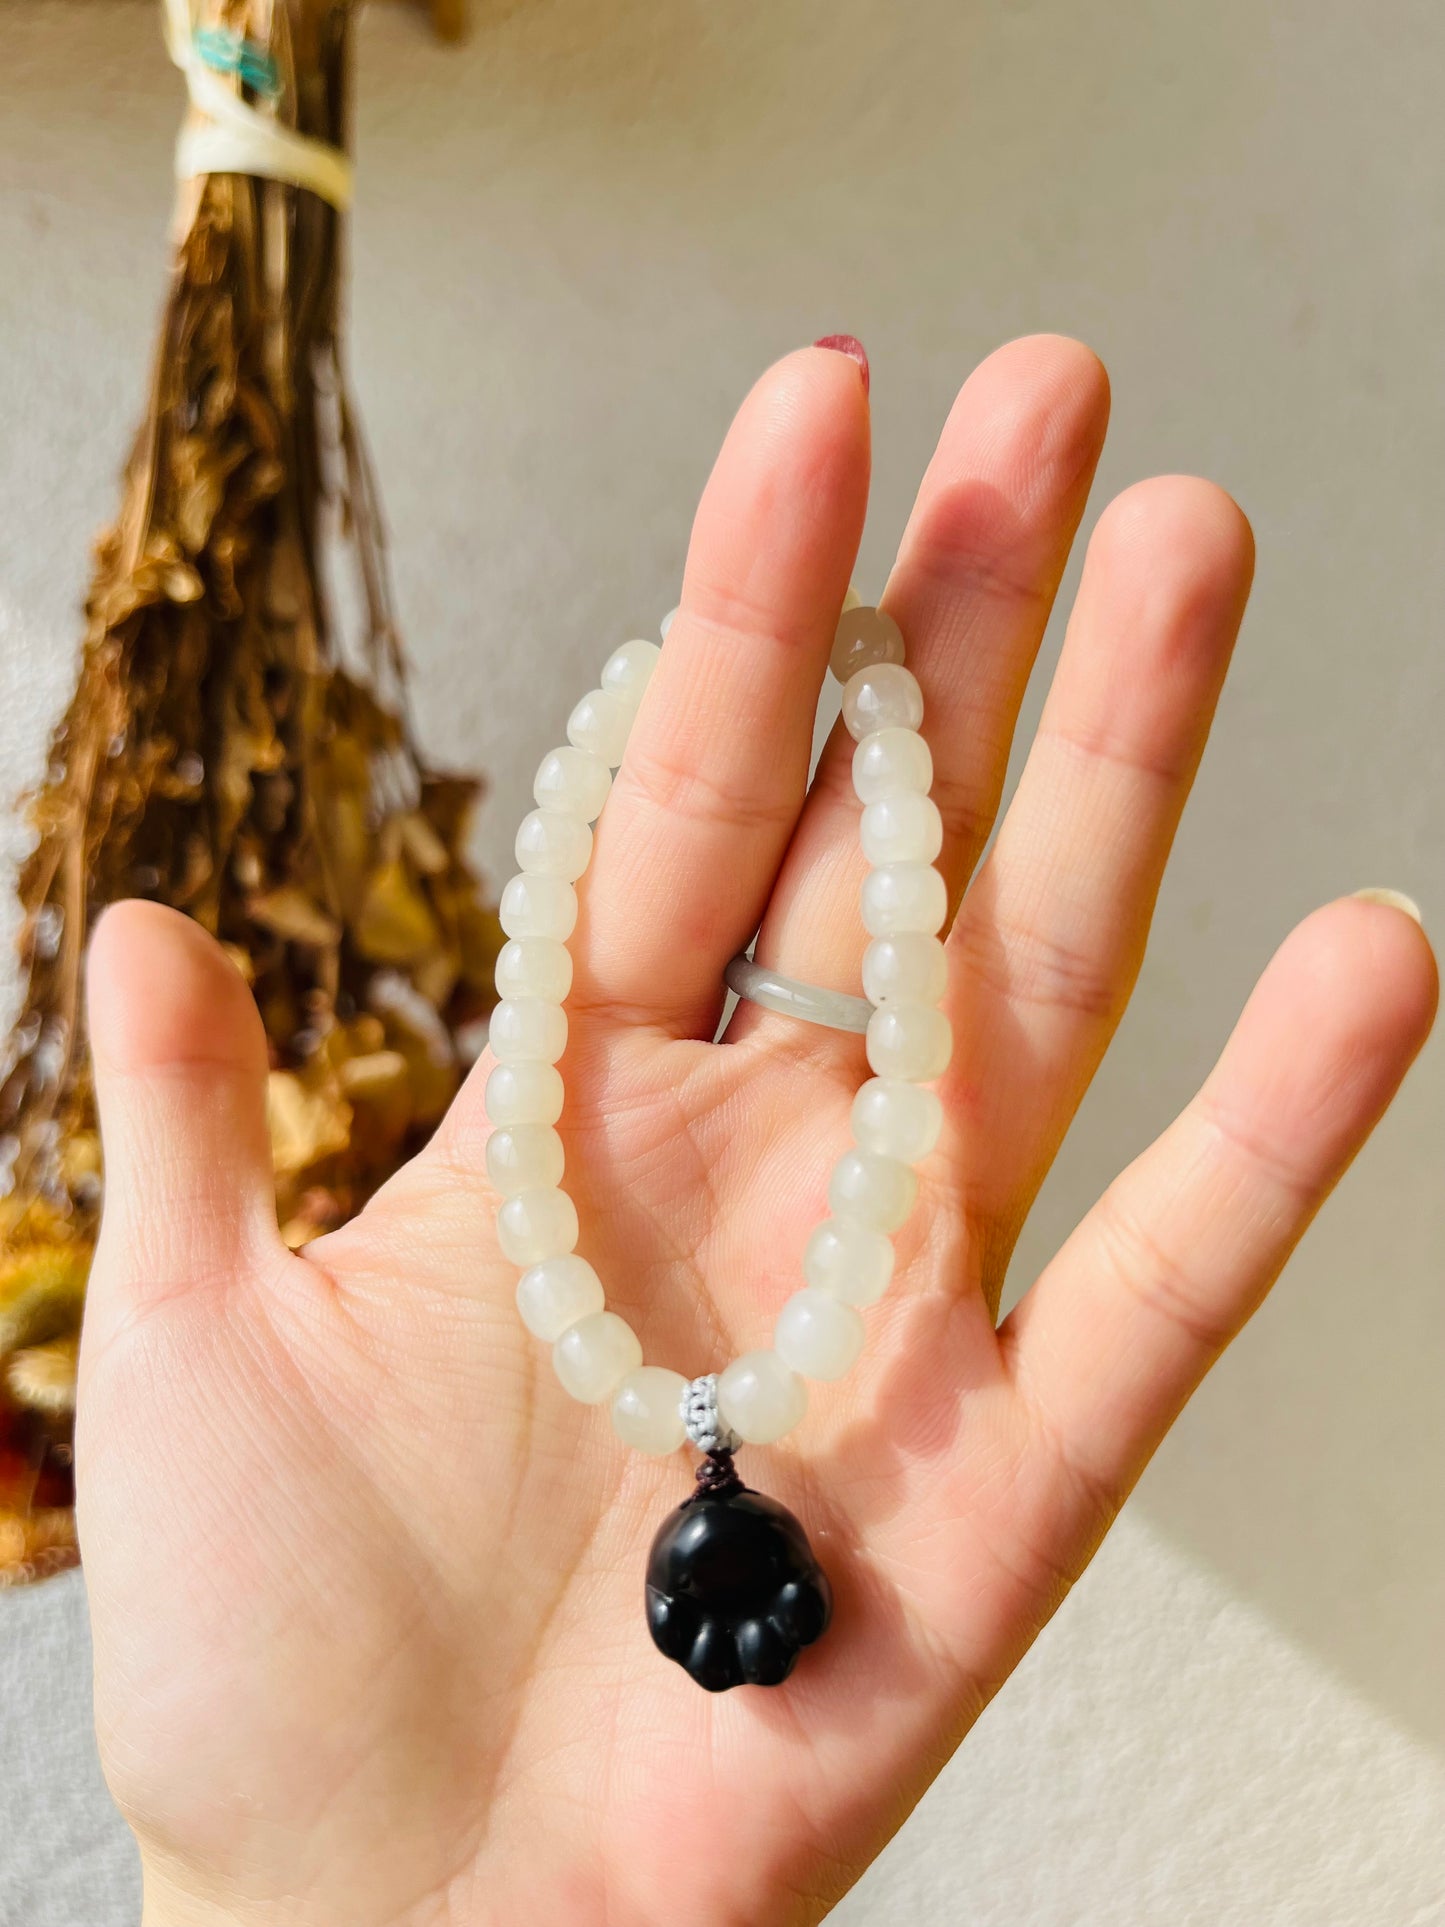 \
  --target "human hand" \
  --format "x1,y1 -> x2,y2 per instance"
77,337 -> 1437,1926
